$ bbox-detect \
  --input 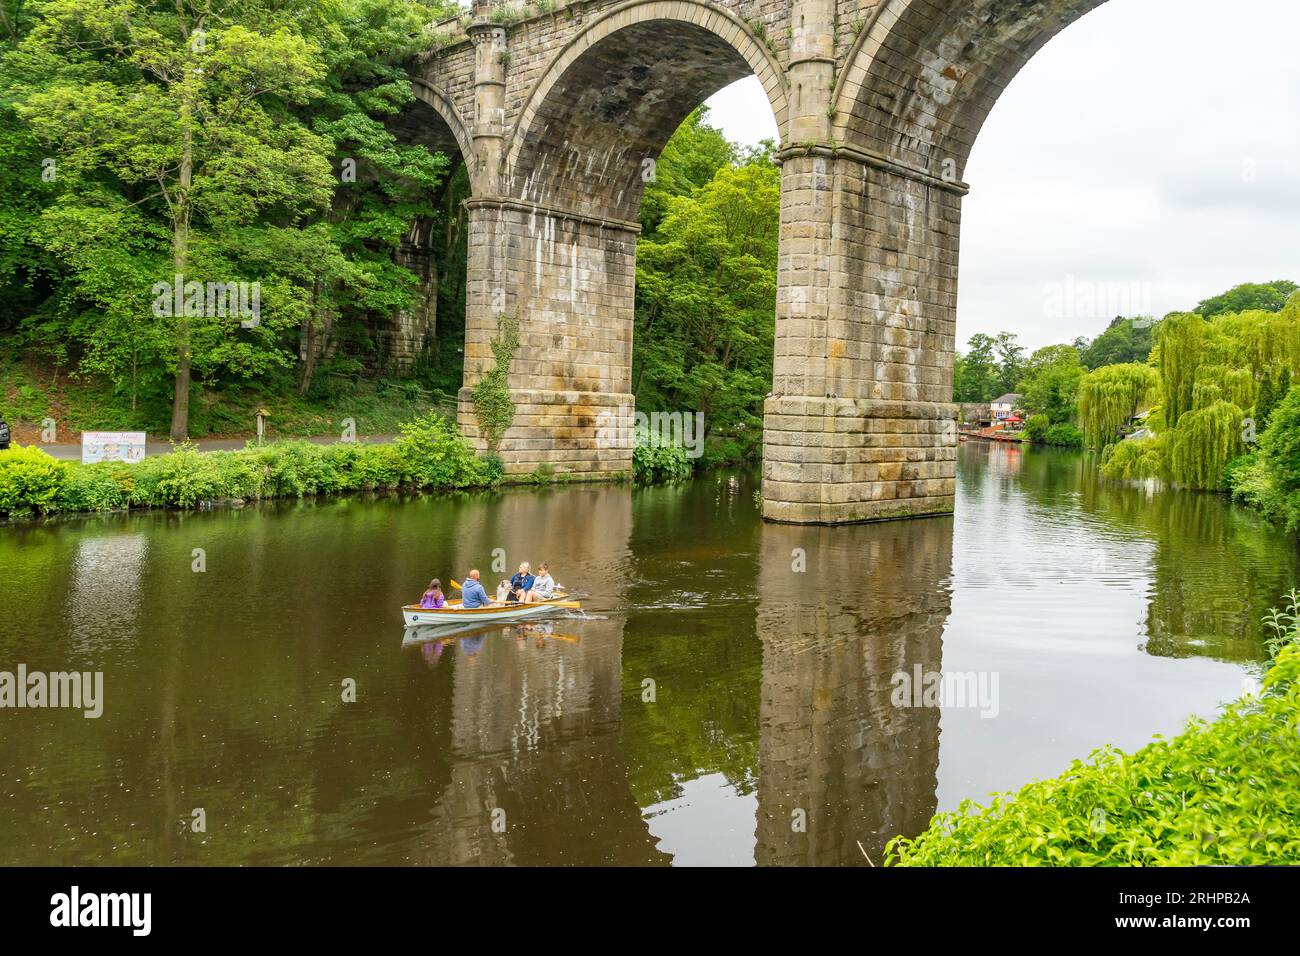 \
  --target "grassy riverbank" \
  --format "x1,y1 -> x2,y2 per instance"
0,415 -> 500,518
0,412 -> 696,518
887,594 -> 1300,866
